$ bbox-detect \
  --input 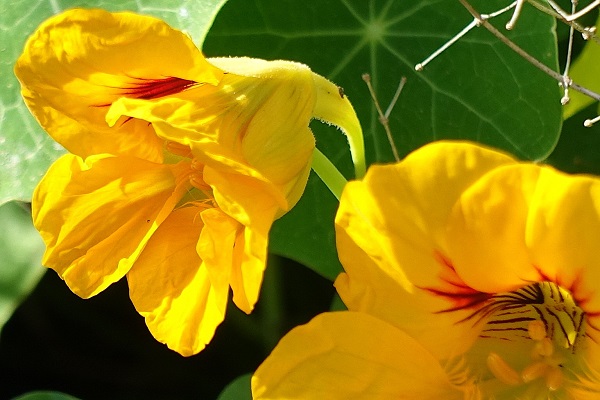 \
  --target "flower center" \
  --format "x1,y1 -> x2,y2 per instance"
486,320 -> 566,391
475,282 -> 585,350
165,141 -> 215,207
477,282 -> 586,392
